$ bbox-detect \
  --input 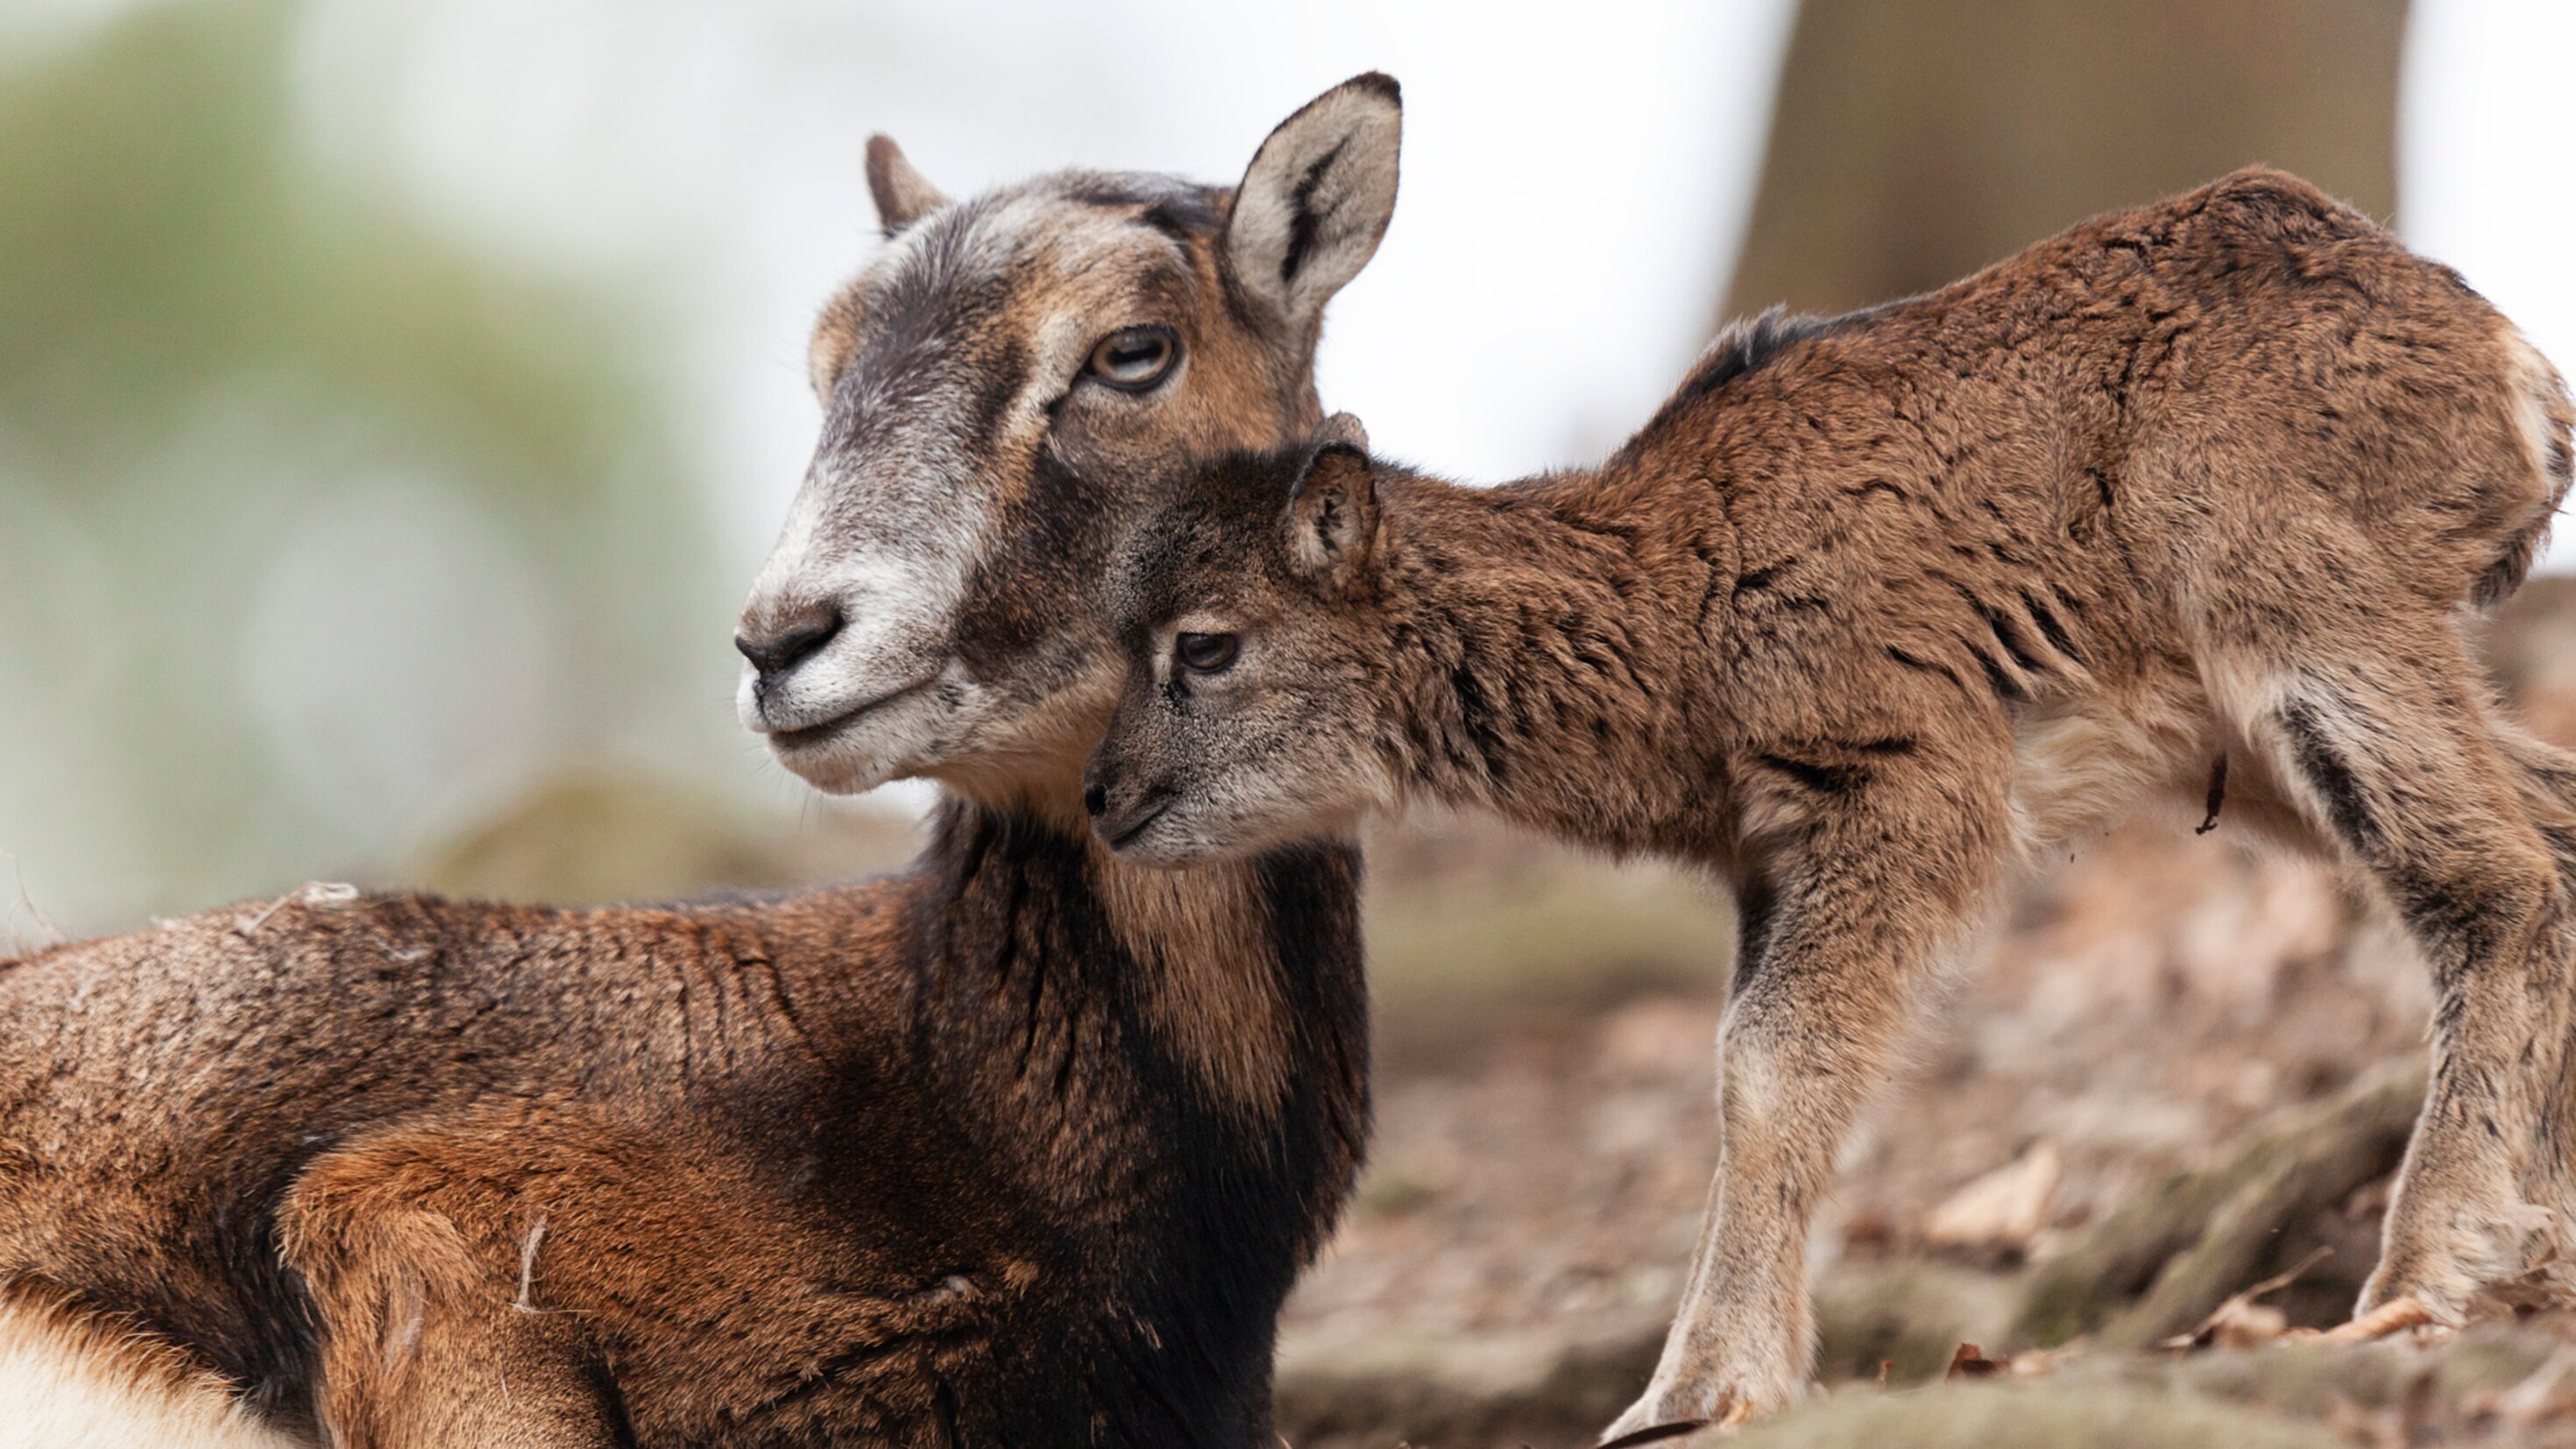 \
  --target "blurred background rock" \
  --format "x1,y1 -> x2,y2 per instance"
7,2 -> 2576,1442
